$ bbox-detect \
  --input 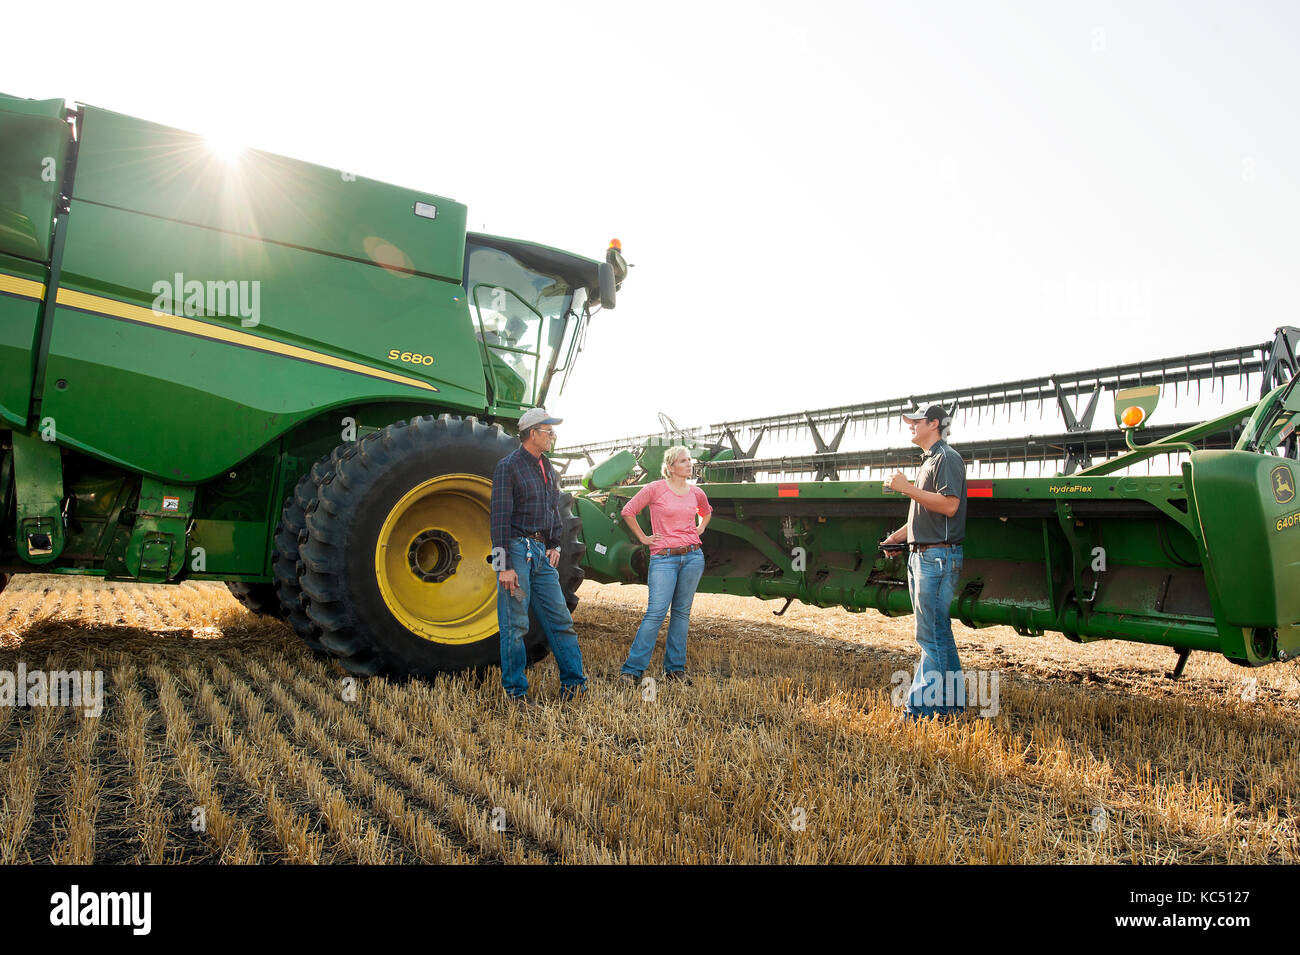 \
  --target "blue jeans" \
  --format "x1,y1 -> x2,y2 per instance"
622,549 -> 705,676
905,545 -> 964,718
498,537 -> 586,698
